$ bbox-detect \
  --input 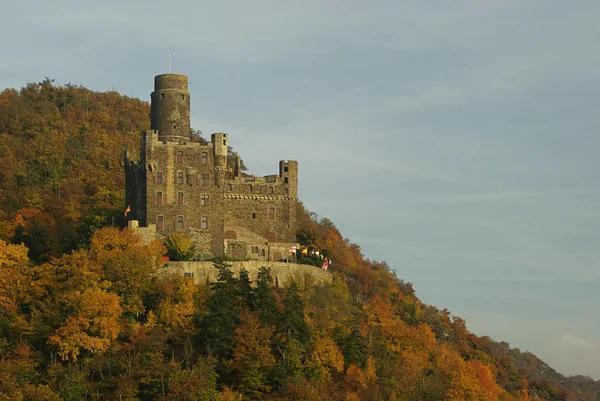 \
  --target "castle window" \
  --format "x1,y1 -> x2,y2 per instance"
284,177 -> 288,184
184,272 -> 194,278
201,174 -> 209,186
251,212 -> 257,220
161,93 -> 165,100
228,184 -> 233,191
201,216 -> 208,229
201,194 -> 209,206
157,215 -> 164,230
177,215 -> 184,230
223,139 -> 226,145
251,246 -> 259,254
284,166 -> 288,172
177,191 -> 184,206
181,94 -> 185,100
261,249 -> 265,257
249,184 -> 253,192
156,191 -> 163,206
177,171 -> 184,184
284,188 -> 289,195
176,151 -> 183,163
173,124 -> 177,129
157,172 -> 163,184
268,187 -> 274,194
268,206 -> 276,221
201,152 -> 208,164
